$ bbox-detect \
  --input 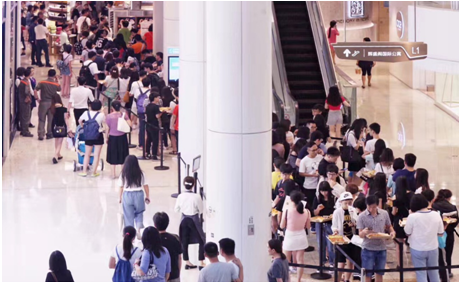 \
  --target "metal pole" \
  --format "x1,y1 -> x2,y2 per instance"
155,128 -> 170,170
334,244 -> 339,282
399,241 -> 404,282
193,171 -> 198,194
171,152 -> 181,198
